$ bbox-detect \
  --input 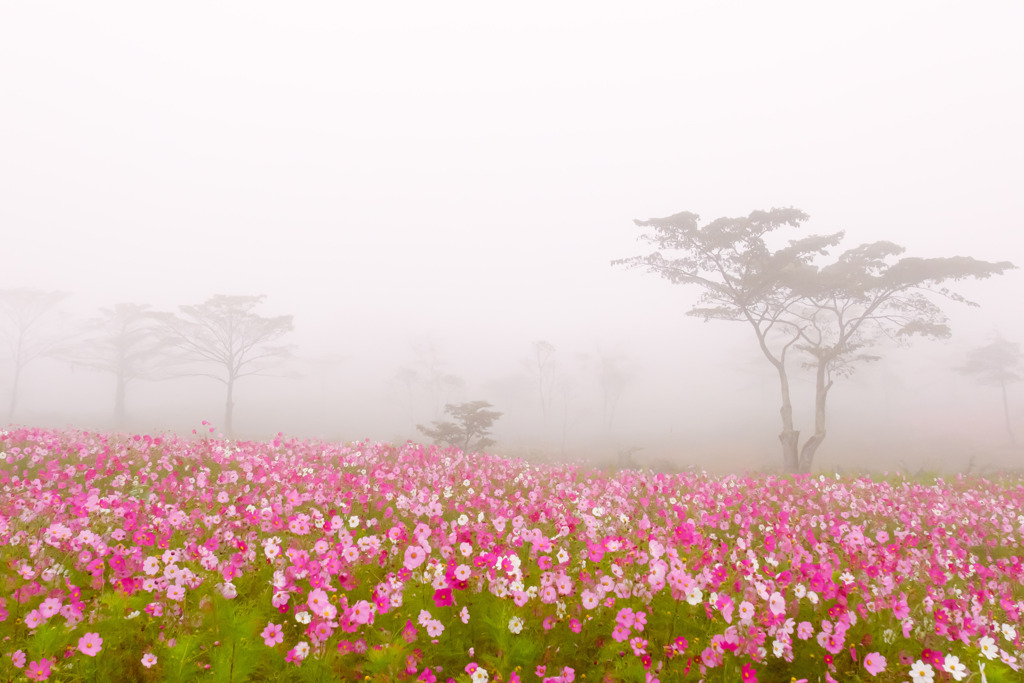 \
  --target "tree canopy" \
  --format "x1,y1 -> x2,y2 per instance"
418,400 -> 502,454
615,207 -> 1016,472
